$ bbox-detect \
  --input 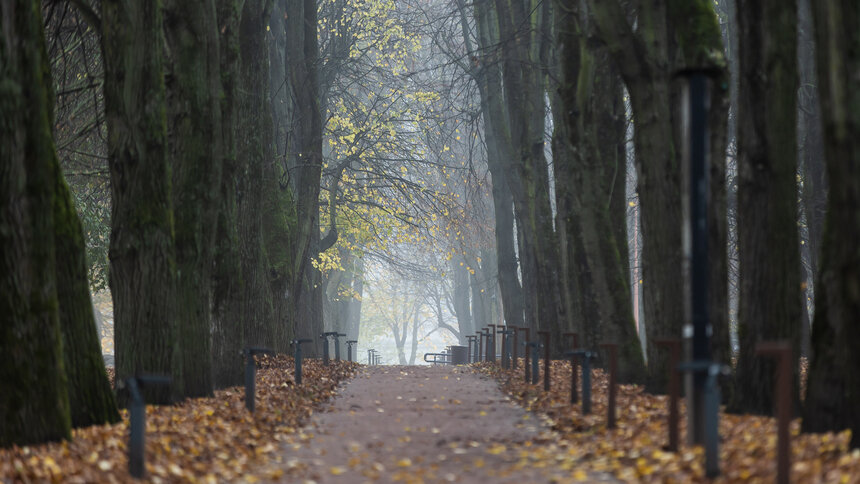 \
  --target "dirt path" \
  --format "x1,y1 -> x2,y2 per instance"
279,365 -> 614,483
